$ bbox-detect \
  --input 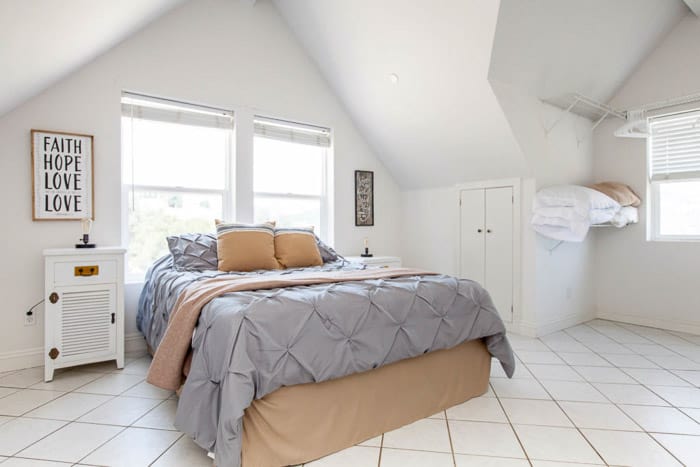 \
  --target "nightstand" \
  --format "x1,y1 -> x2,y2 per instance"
345,255 -> 402,268
43,247 -> 126,381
